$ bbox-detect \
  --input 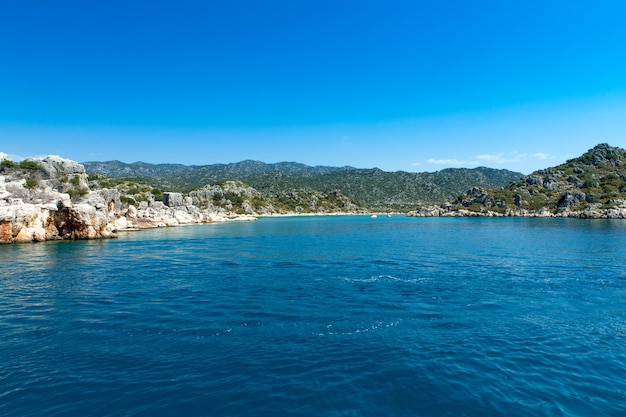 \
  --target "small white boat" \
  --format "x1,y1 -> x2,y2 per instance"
371,214 -> 378,219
